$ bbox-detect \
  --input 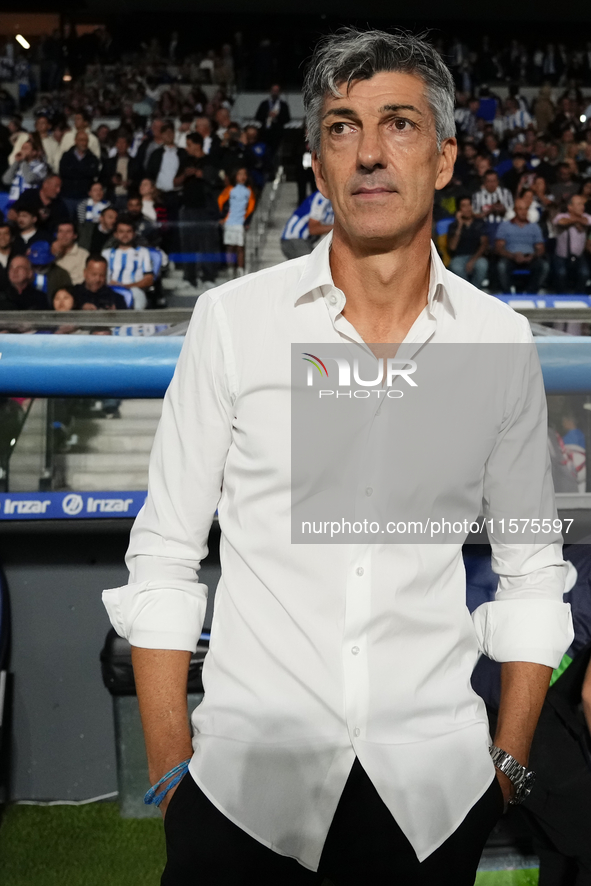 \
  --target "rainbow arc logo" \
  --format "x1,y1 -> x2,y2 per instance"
301,353 -> 329,377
